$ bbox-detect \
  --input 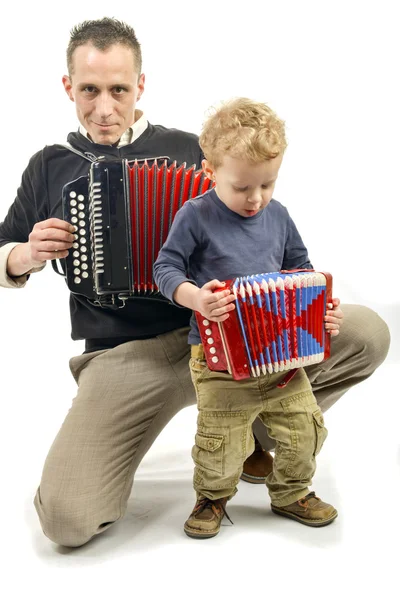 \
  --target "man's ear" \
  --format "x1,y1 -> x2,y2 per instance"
136,73 -> 145,102
62,75 -> 74,101
202,159 -> 215,181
